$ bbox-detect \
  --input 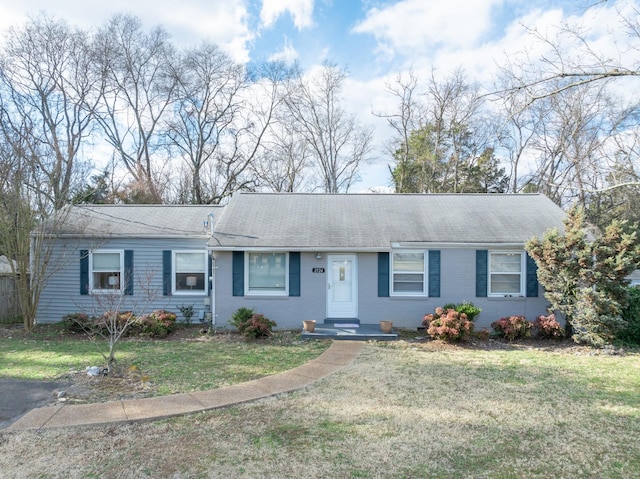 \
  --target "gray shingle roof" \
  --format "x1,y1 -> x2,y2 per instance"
47,204 -> 223,237
209,193 -> 567,250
